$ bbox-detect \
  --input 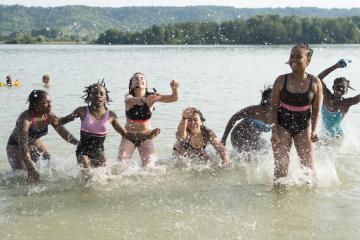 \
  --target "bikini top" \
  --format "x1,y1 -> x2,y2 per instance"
126,92 -> 157,121
280,74 -> 314,110
80,107 -> 110,135
179,127 -> 211,152
28,112 -> 48,139
126,103 -> 152,121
